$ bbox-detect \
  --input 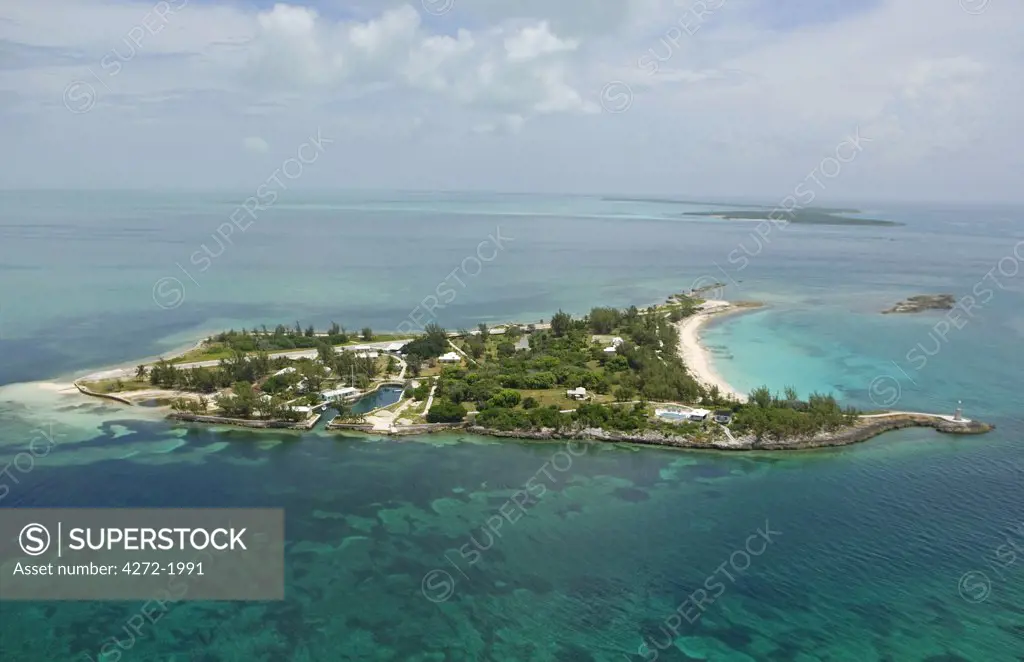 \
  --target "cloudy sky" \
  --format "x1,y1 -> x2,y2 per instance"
1,0 -> 1021,202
